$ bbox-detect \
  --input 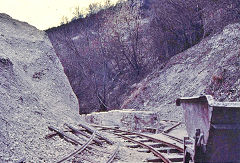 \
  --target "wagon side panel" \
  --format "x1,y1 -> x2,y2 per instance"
205,107 -> 240,162
182,101 -> 212,142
